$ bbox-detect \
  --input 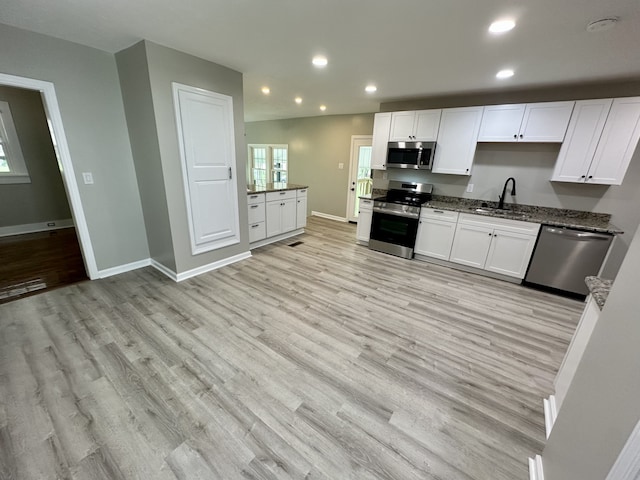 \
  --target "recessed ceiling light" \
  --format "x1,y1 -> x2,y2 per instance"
586,17 -> 618,32
295,97 -> 302,104
489,19 -> 516,34
319,105 -> 327,111
312,55 -> 328,68
365,85 -> 377,93
496,69 -> 514,79
261,86 -> 270,94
